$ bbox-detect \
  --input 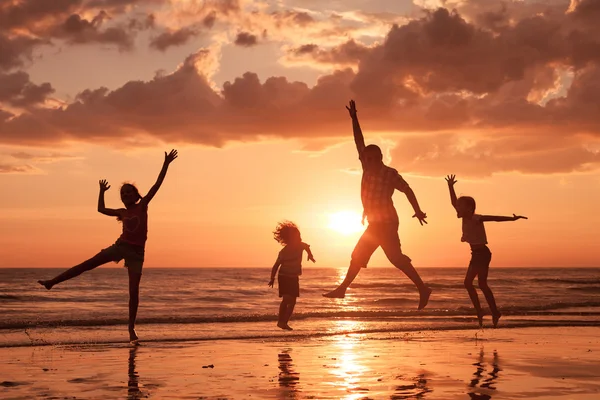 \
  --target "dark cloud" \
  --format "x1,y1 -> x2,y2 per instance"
203,11 -> 217,28
0,71 -> 54,107
0,34 -> 43,71
56,12 -> 133,49
288,40 -> 370,66
234,32 -> 258,47
150,27 -> 200,51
